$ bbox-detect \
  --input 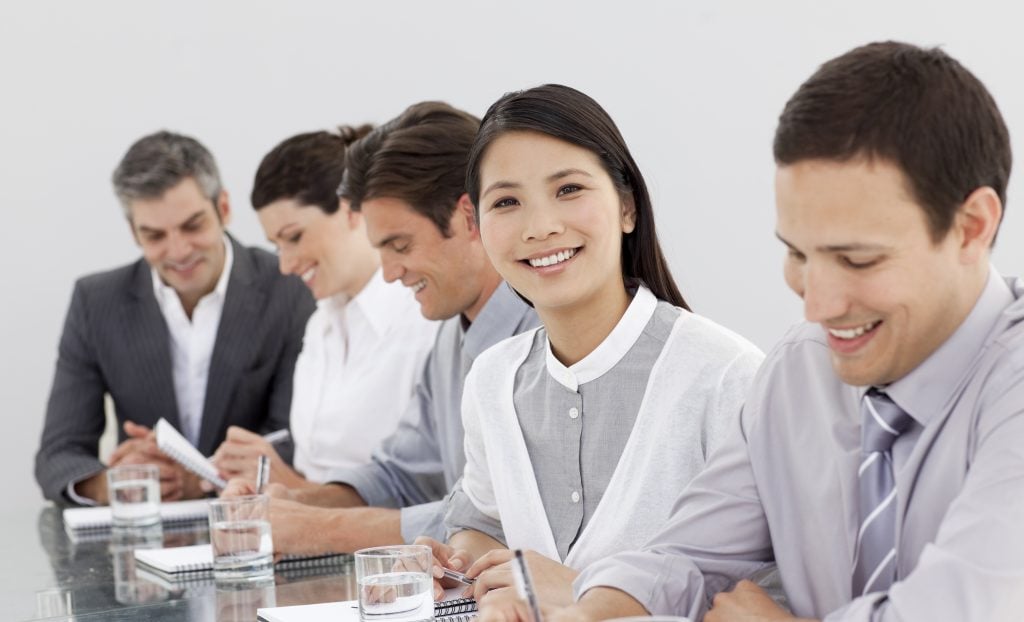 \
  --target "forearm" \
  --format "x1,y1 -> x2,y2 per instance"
294,482 -> 368,508
573,587 -> 649,620
450,529 -> 505,565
